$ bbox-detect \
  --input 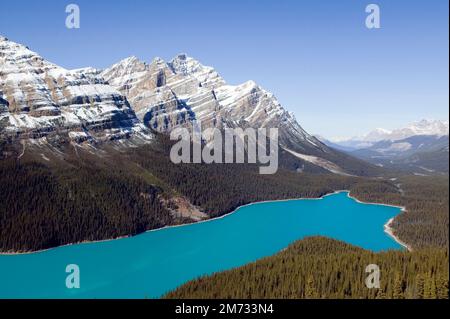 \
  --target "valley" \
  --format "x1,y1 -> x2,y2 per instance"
320,120 -> 449,174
